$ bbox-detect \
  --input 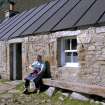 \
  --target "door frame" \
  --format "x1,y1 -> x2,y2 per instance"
9,43 -> 22,80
